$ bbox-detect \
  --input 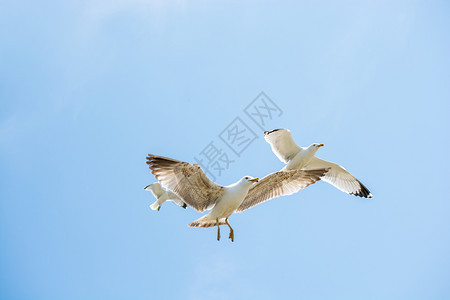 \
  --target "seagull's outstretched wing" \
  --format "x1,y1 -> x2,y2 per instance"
304,157 -> 373,198
264,129 -> 301,163
146,155 -> 225,212
144,182 -> 165,198
144,182 -> 187,209
236,168 -> 328,212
